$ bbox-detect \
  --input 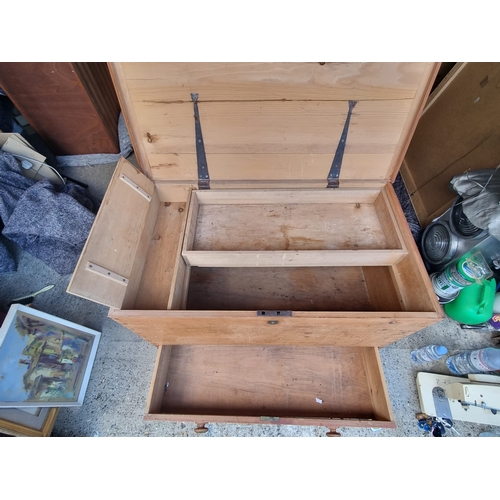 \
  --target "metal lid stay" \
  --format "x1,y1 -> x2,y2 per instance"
327,100 -> 357,189
192,96 -> 358,190
191,93 -> 210,190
